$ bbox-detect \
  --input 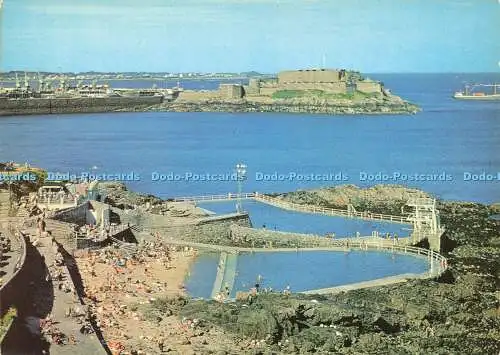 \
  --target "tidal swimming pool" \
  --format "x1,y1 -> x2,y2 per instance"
185,250 -> 429,299
198,200 -> 412,237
